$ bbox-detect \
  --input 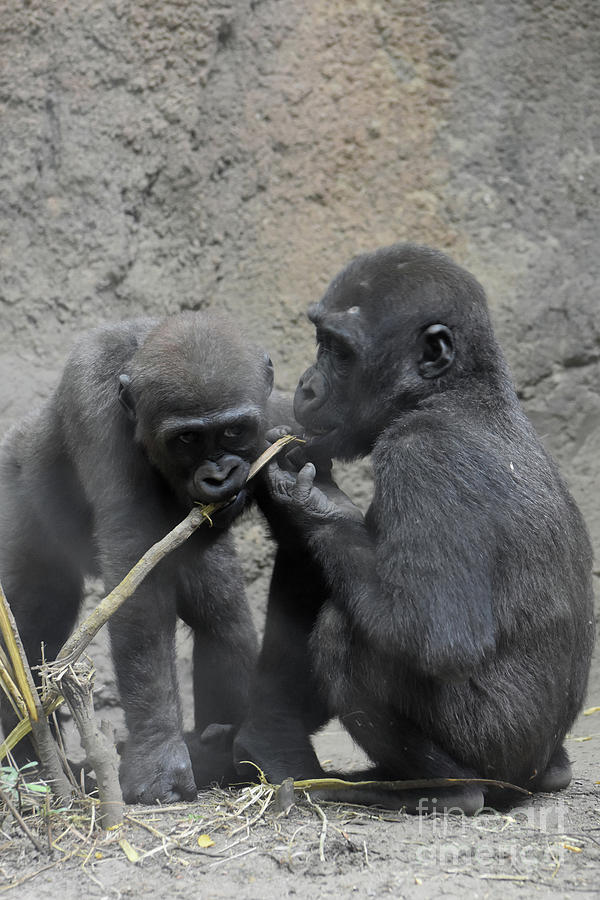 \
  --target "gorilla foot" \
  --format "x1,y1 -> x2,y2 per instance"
119,736 -> 197,804
309,783 -> 486,816
184,724 -> 238,789
233,723 -> 325,785
531,745 -> 572,793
